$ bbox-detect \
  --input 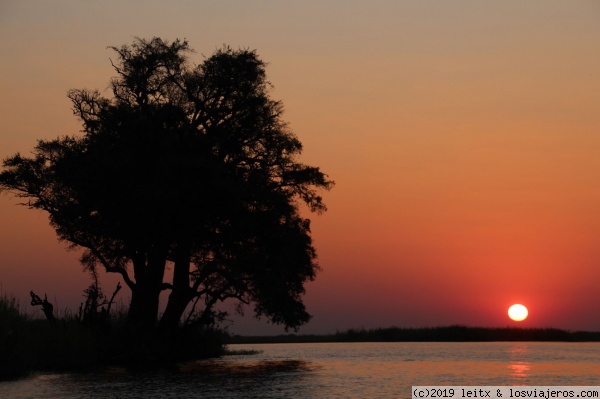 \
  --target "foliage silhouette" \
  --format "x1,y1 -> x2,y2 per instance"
0,37 -> 333,337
